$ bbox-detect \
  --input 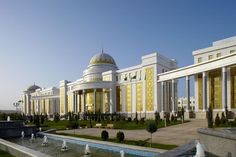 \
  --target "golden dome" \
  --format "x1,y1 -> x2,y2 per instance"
89,52 -> 116,65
